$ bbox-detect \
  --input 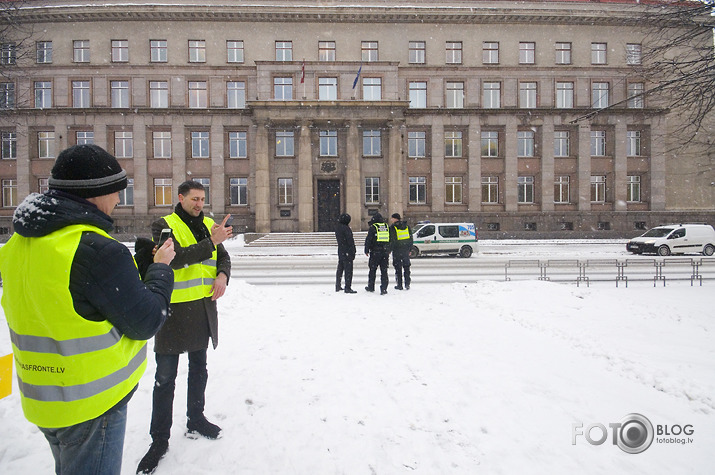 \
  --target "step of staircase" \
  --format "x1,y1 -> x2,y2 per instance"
247,231 -> 369,247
